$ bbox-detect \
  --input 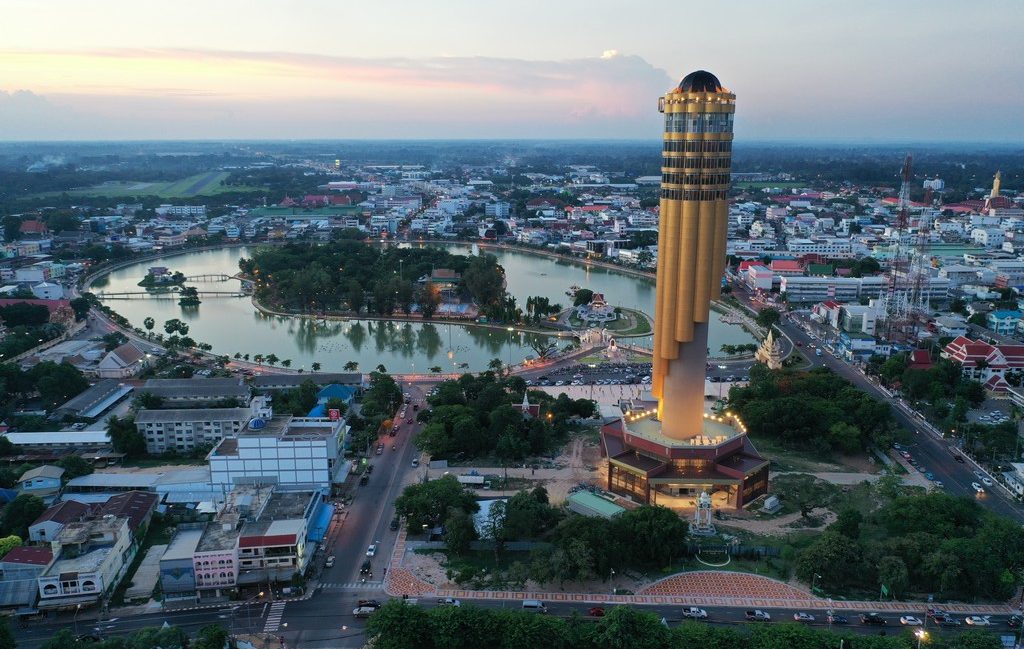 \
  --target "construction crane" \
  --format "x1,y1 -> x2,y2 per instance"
884,154 -> 913,340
